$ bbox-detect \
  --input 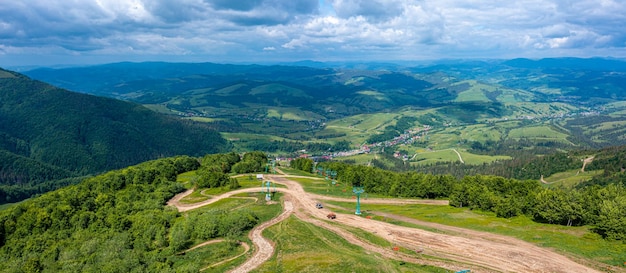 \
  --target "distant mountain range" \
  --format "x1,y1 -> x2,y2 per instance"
22,57 -> 626,152
0,68 -> 231,203
25,58 -> 626,120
